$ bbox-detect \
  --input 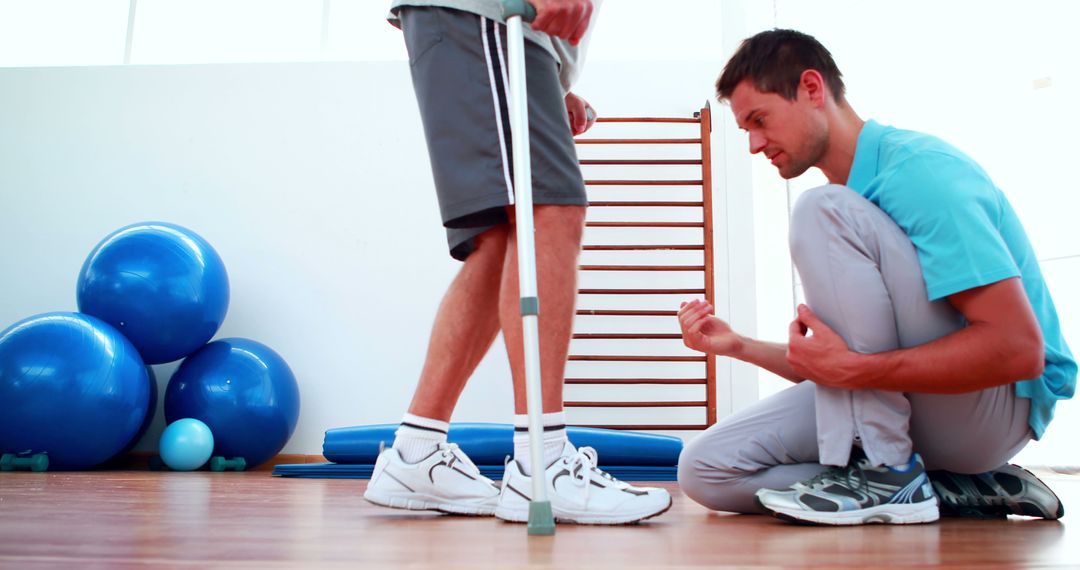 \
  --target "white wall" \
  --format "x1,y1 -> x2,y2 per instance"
0,57 -> 735,454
